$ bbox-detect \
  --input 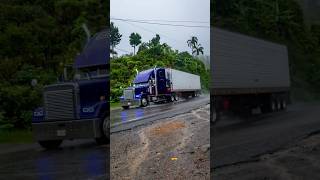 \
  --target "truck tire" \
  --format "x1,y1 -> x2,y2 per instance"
96,116 -> 109,145
39,140 -> 62,149
271,99 -> 276,112
281,99 -> 287,110
170,95 -> 175,102
140,97 -> 148,107
122,106 -> 129,110
276,99 -> 281,111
